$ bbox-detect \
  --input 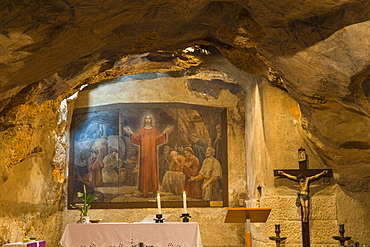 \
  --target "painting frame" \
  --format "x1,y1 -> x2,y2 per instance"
68,102 -> 228,209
